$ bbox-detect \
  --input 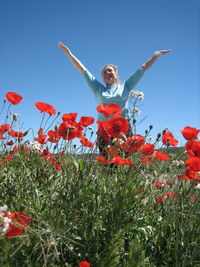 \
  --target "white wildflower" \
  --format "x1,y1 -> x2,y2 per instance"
0,205 -> 11,235
172,160 -> 185,167
0,205 -> 8,217
129,90 -> 144,101
158,216 -> 163,222
195,183 -> 200,190
29,141 -> 43,152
